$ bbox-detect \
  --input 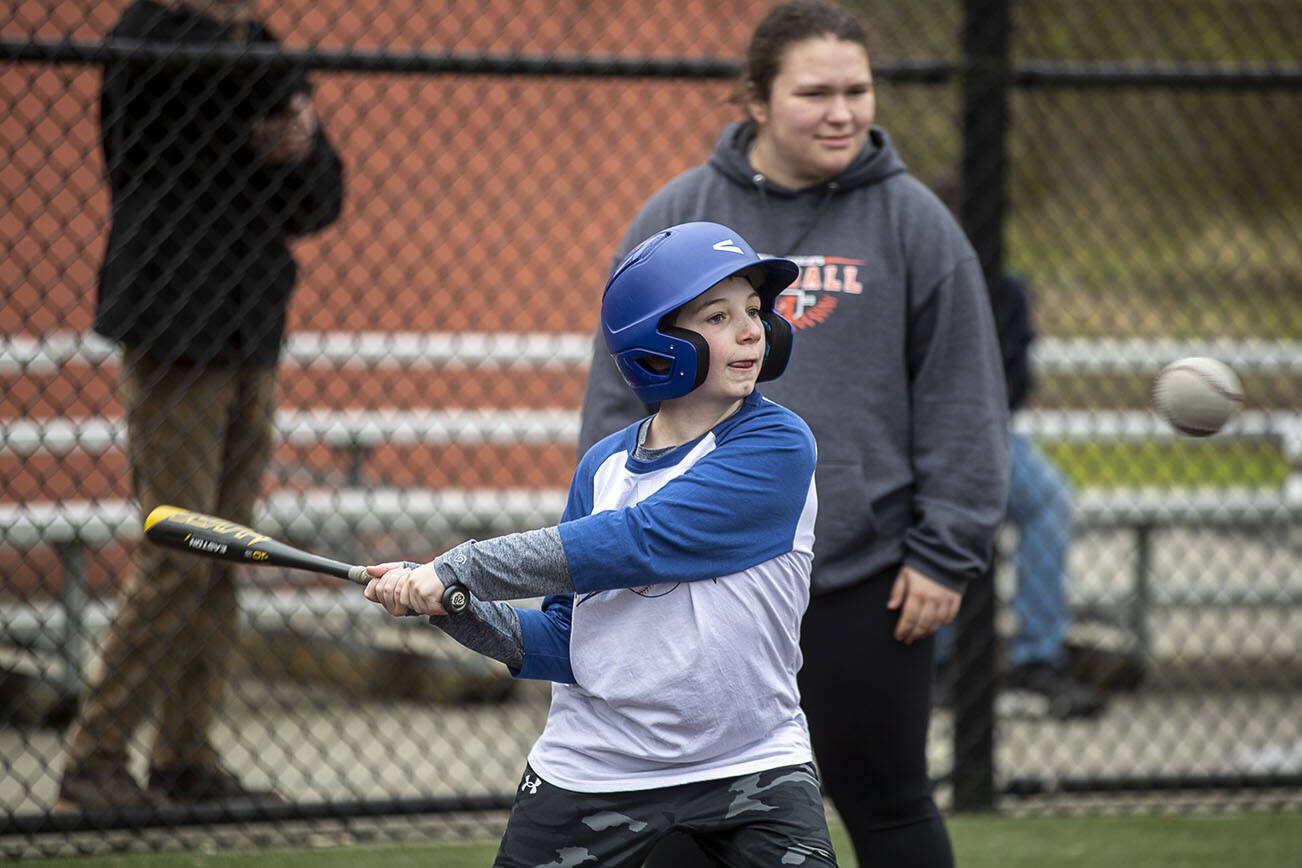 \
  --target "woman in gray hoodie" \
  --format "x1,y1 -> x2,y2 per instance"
578,3 -> 1008,866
